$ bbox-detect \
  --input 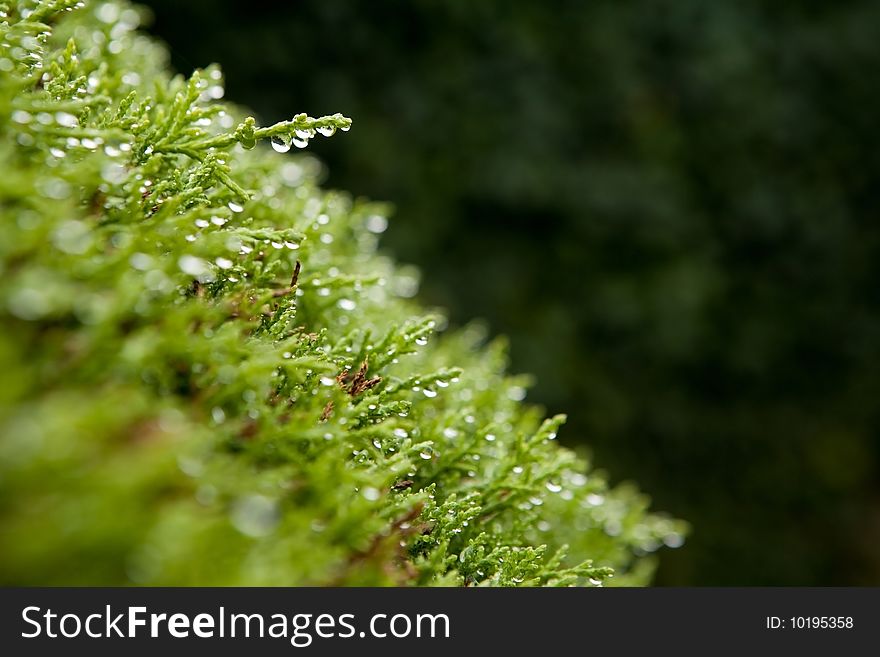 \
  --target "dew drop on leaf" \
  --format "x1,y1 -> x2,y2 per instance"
270,135 -> 291,153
